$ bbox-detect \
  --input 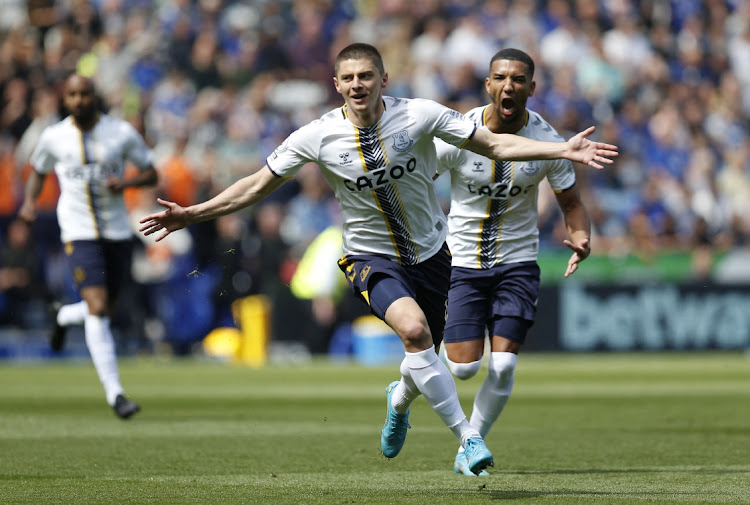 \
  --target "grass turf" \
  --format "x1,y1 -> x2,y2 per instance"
1,352 -> 749,504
